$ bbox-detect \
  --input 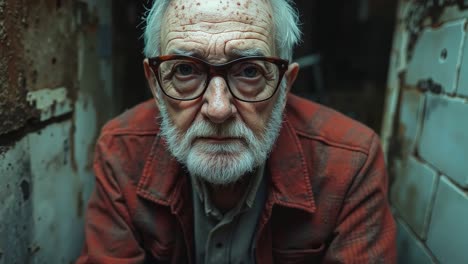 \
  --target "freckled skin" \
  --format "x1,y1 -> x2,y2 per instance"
145,0 -> 298,144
